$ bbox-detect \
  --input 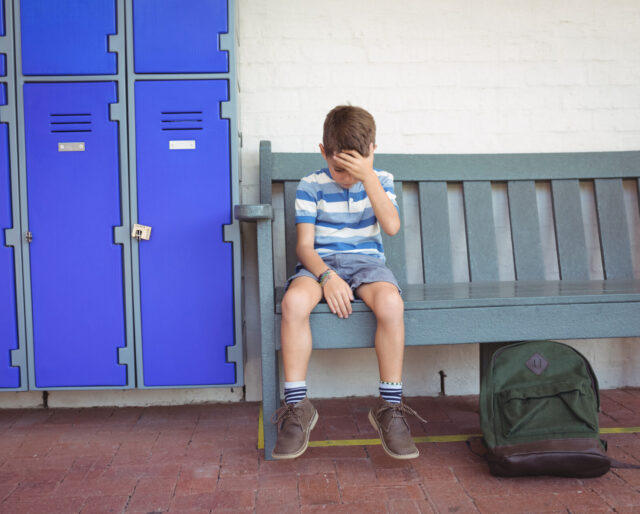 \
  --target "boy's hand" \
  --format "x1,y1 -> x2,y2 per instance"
333,143 -> 376,184
322,272 -> 354,319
